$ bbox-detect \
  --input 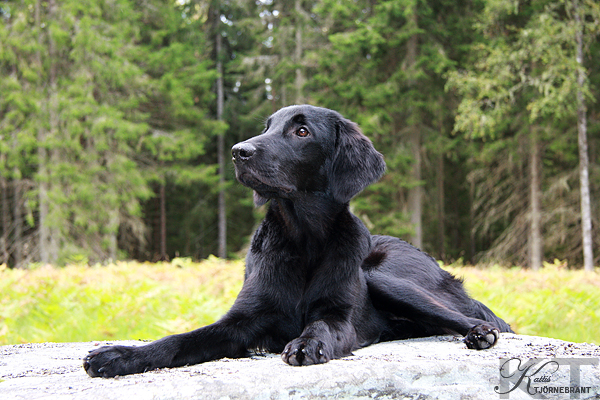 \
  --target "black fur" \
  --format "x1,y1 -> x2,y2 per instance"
83,105 -> 512,378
